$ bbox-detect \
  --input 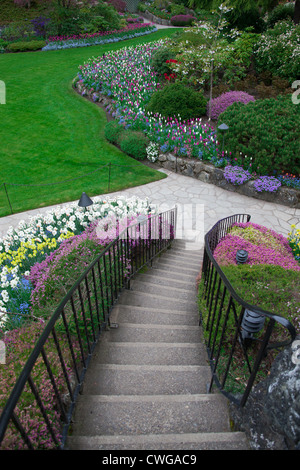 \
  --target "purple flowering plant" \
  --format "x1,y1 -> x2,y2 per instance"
214,222 -> 300,271
208,91 -> 255,121
223,165 -> 252,185
253,176 -> 281,192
